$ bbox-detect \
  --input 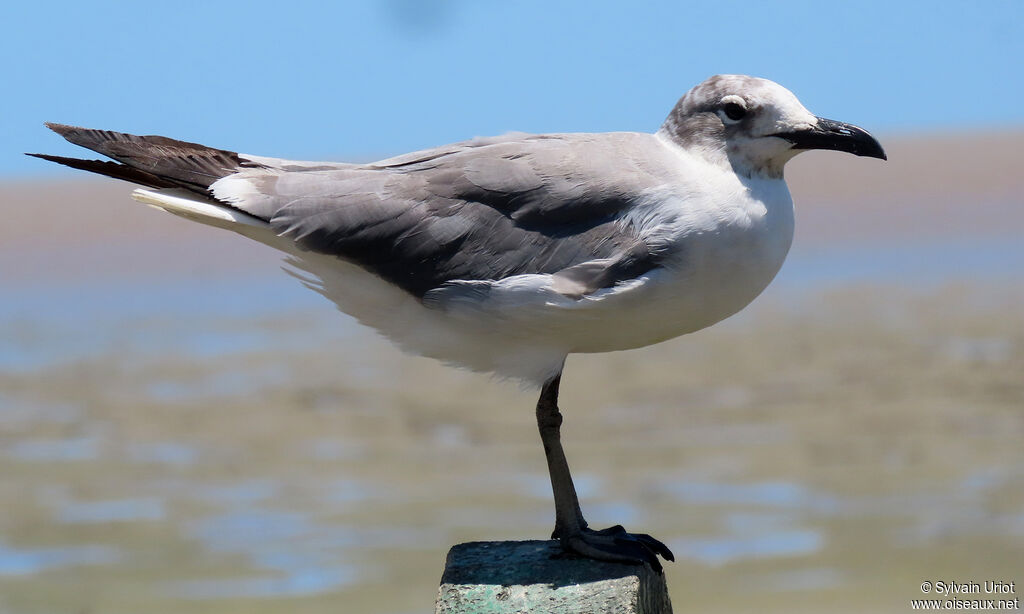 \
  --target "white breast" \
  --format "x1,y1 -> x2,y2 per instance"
542,161 -> 795,353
